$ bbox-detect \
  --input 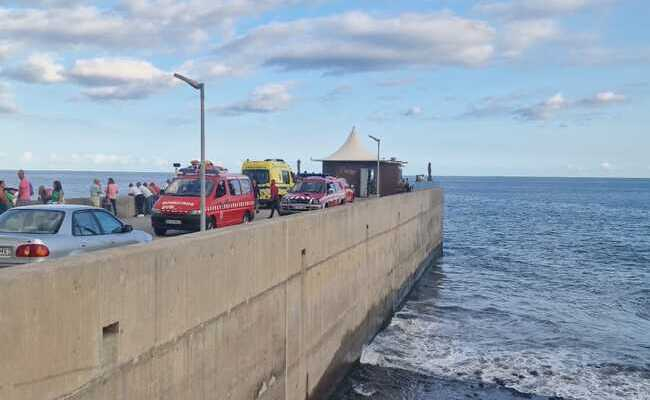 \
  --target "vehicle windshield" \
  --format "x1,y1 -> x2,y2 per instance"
243,169 -> 269,185
164,178 -> 215,196
0,209 -> 65,234
292,181 -> 325,193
